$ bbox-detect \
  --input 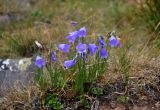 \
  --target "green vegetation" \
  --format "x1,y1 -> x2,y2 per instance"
118,43 -> 132,85
141,0 -> 160,32
44,93 -> 63,110
88,86 -> 103,96
0,0 -> 144,58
